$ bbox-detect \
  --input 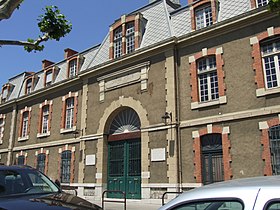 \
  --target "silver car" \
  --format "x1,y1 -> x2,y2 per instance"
159,176 -> 280,210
